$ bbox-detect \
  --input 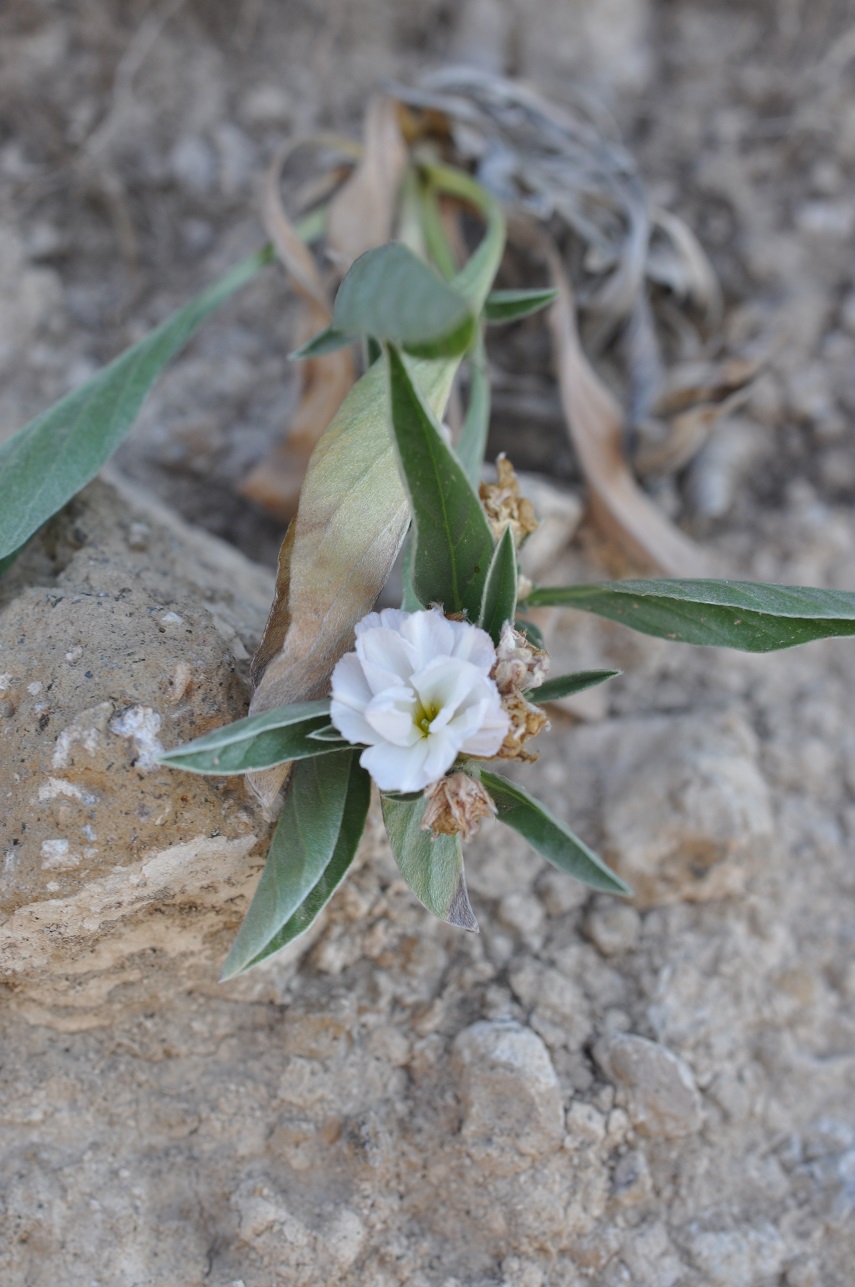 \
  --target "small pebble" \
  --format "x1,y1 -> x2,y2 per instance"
126,522 -> 150,551
584,904 -> 641,956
